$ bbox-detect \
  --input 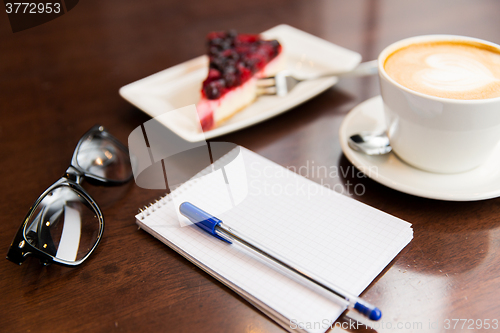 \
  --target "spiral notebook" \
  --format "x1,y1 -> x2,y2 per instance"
136,146 -> 413,333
